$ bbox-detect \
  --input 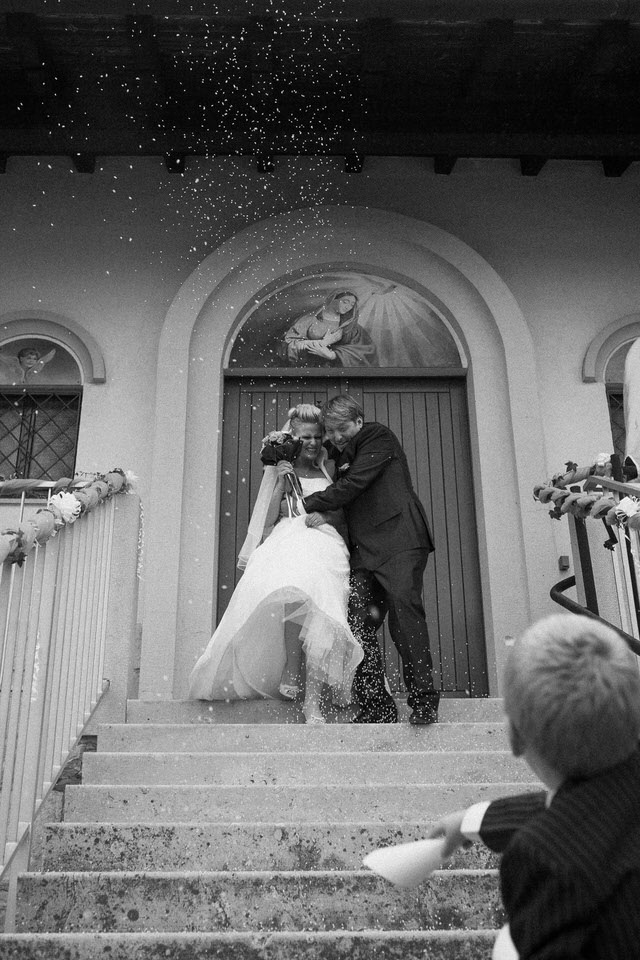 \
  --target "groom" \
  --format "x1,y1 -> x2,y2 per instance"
302,394 -> 439,725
